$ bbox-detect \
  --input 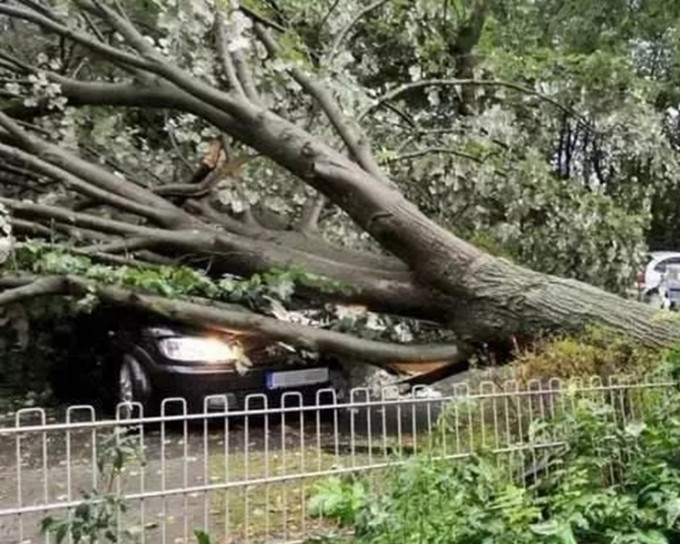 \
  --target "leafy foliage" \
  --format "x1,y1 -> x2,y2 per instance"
6,241 -> 436,346
308,477 -> 367,526
9,241 -> 346,312
308,366 -> 680,543
4,0 -> 680,292
510,327 -> 660,383
194,529 -> 212,544
41,428 -> 145,544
